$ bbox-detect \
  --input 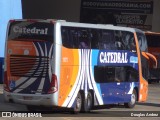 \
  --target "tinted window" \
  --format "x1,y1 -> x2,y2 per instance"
94,66 -> 138,83
61,27 -> 78,48
94,66 -> 117,83
61,26 -> 136,51
141,54 -> 149,80
78,29 -> 91,49
121,31 -> 136,51
8,21 -> 54,42
137,32 -> 149,80
61,26 -> 91,49
137,32 -> 148,52
98,30 -> 115,50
